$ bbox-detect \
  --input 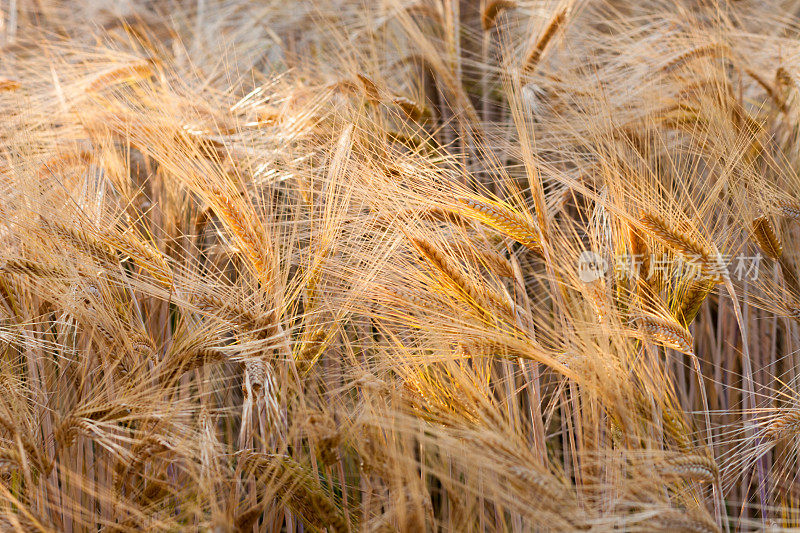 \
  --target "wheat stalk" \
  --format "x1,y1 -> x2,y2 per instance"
204,185 -> 274,283
193,293 -> 277,338
673,279 -> 715,327
662,408 -> 692,450
0,411 -> 53,476
295,325 -> 330,370
778,200 -> 800,220
523,7 -> 568,74
0,79 -> 20,91
763,408 -> 800,441
481,0 -> 517,31
104,228 -> 173,288
629,225 -> 651,280
391,95 -> 428,120
658,452 -> 718,483
635,314 -> 694,355
237,452 -> 352,532
751,215 -> 782,260
410,236 -> 490,308
457,196 -> 542,254
42,219 -> 119,263
639,212 -> 719,276
86,60 -> 155,92
158,346 -> 226,383
659,43 -> 730,74
745,68 -> 788,112
471,247 -> 515,278
0,259 -> 64,279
